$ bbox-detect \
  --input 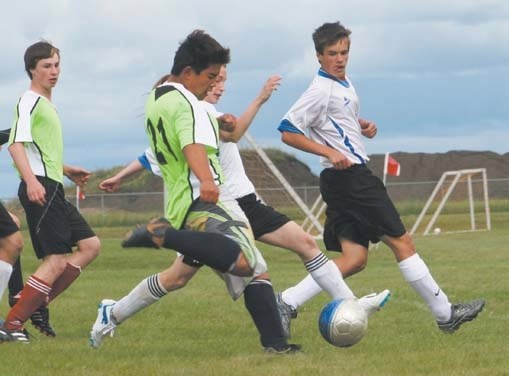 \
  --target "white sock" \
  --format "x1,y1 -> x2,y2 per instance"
398,253 -> 451,321
0,260 -> 13,303
112,274 -> 167,324
305,252 -> 355,301
282,274 -> 322,310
